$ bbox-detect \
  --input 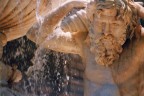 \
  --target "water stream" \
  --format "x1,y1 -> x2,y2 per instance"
1,0 -> 84,96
